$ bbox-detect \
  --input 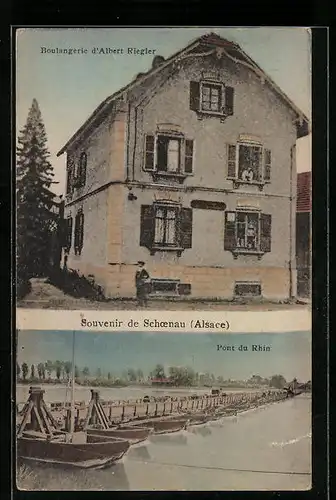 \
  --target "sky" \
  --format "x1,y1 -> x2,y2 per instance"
16,27 -> 312,195
17,330 -> 311,382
